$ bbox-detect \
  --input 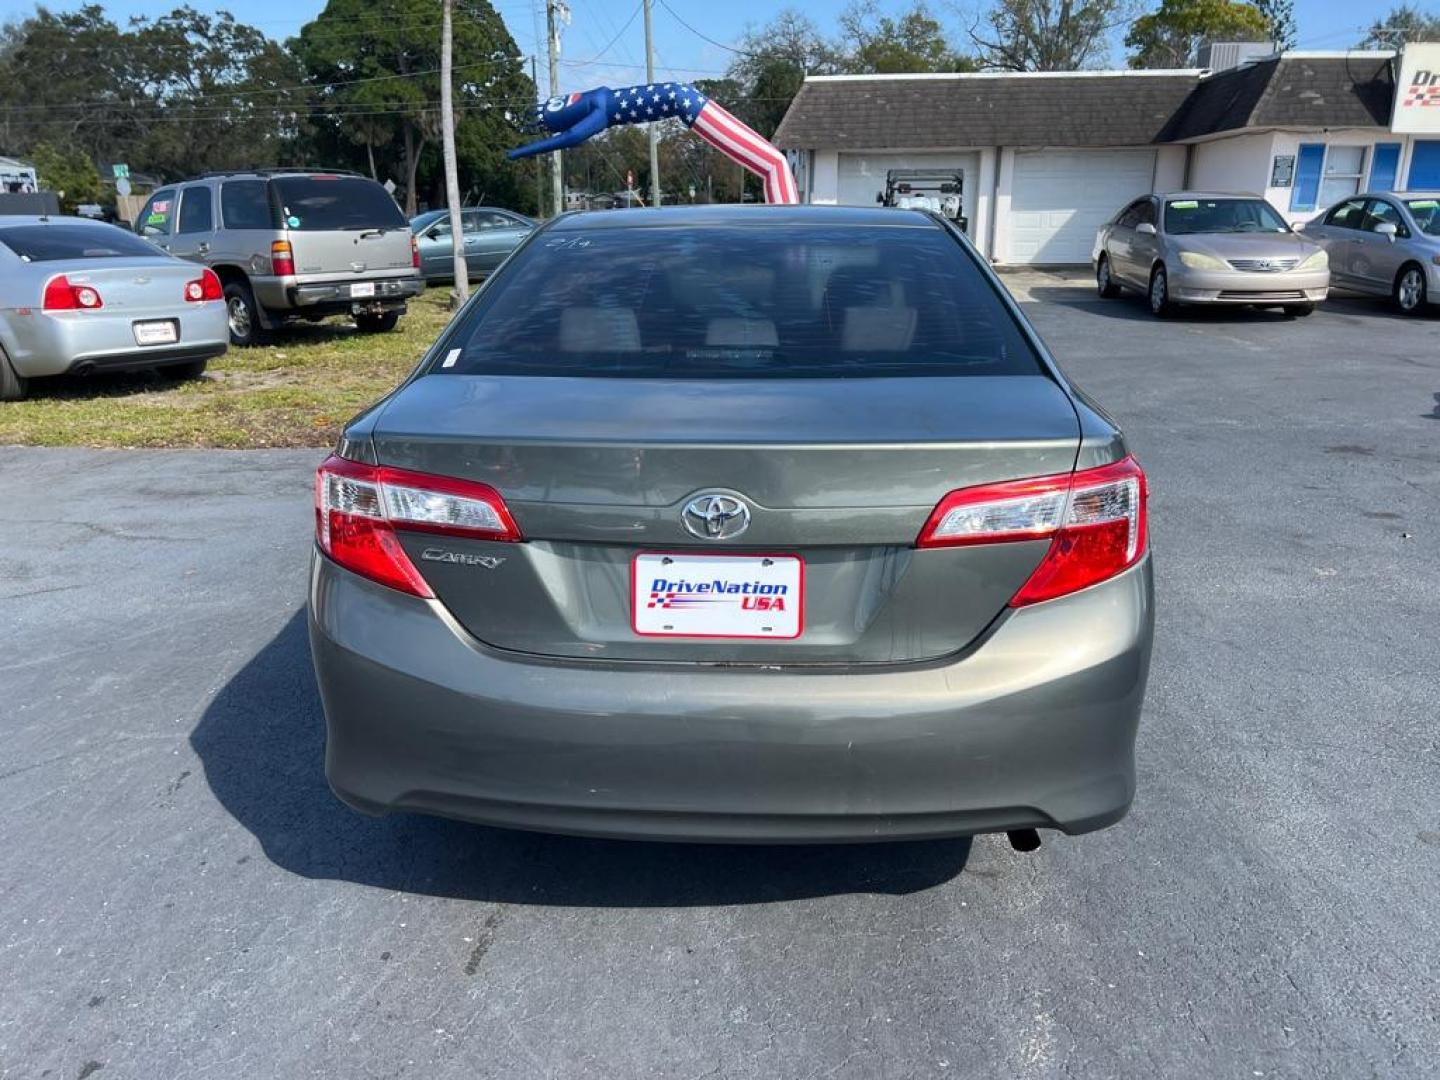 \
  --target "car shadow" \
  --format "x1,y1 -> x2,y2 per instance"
13,365 -> 214,402
189,610 -> 974,906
